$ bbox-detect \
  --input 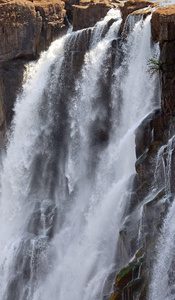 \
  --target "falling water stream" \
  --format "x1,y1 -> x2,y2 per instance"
149,136 -> 175,300
0,9 -> 160,300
